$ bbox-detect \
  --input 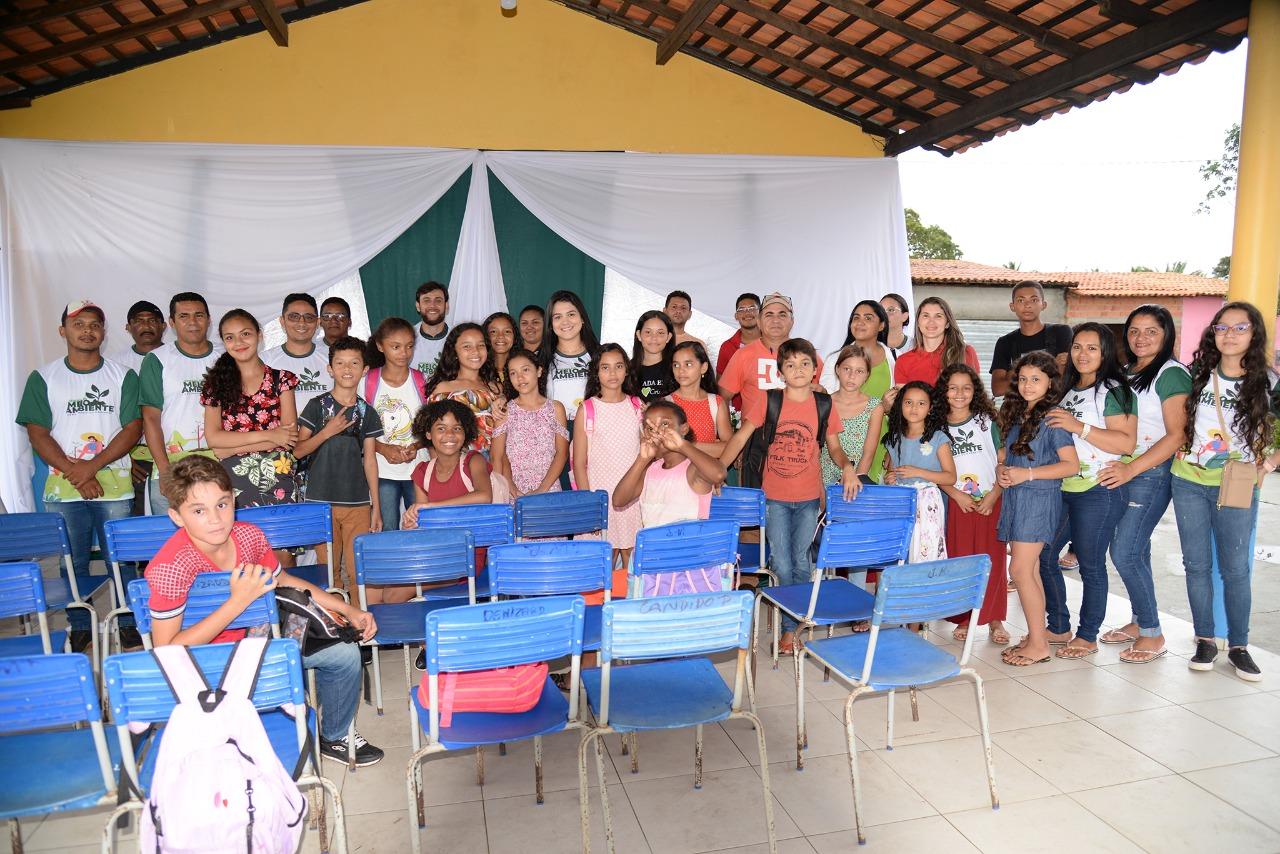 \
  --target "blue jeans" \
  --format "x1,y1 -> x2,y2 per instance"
1108,461 -> 1172,637
766,498 -> 821,632
148,478 -> 171,516
303,641 -> 363,741
1040,485 -> 1125,643
1171,476 -> 1259,648
46,498 -> 133,631
377,478 -> 417,532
